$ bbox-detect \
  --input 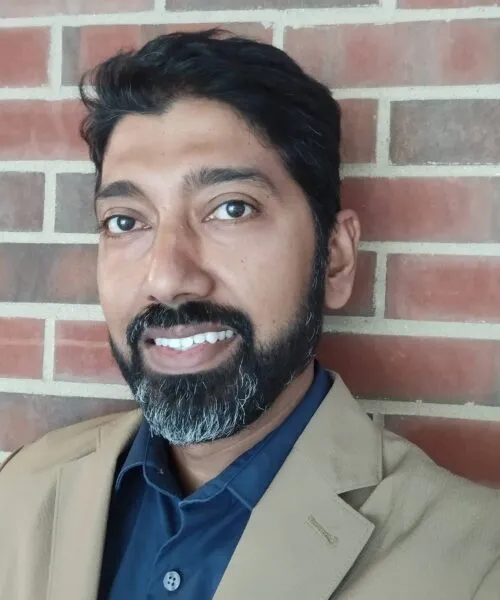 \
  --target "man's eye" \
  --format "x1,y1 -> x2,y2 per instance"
102,215 -> 140,235
210,200 -> 255,221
